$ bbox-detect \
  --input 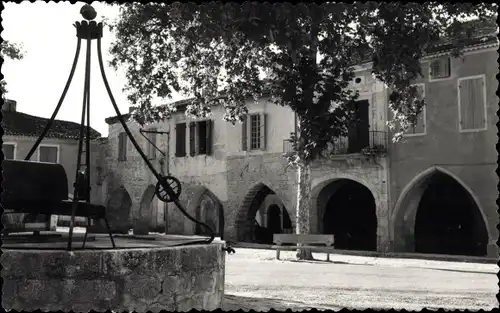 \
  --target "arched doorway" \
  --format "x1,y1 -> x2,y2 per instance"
320,179 -> 377,251
186,186 -> 224,238
414,172 -> 488,256
236,183 -> 292,244
392,168 -> 489,257
103,186 -> 132,233
195,191 -> 222,237
134,185 -> 156,235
